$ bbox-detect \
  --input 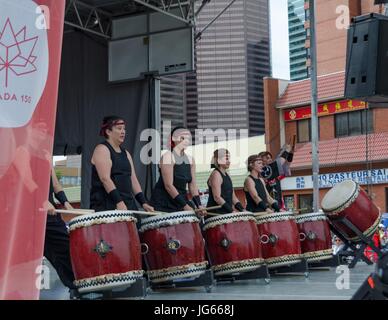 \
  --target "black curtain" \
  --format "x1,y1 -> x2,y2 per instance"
55,31 -> 150,208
